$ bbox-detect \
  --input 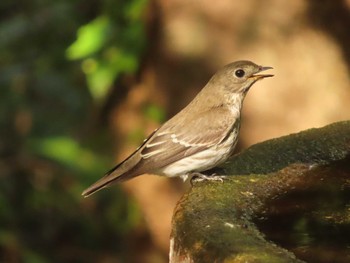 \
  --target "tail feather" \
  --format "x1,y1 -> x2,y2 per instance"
82,173 -> 122,198
82,167 -> 139,198
82,145 -> 145,197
